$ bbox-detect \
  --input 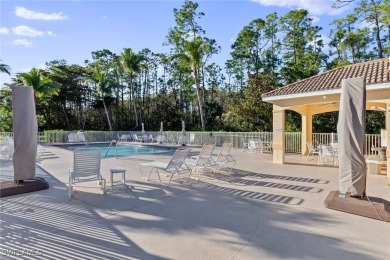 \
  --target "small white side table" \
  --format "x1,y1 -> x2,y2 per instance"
110,167 -> 126,188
